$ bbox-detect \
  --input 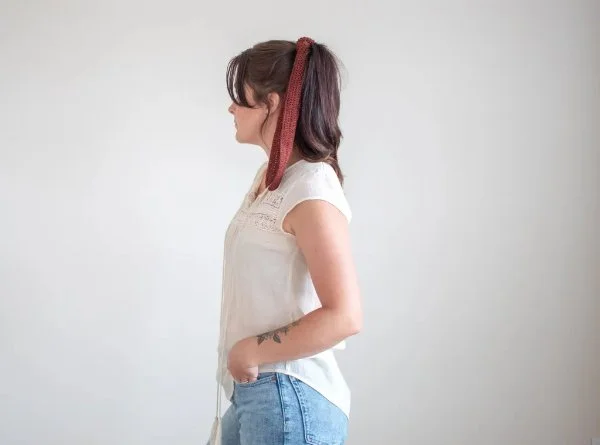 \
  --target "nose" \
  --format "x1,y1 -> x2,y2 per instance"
228,103 -> 235,115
